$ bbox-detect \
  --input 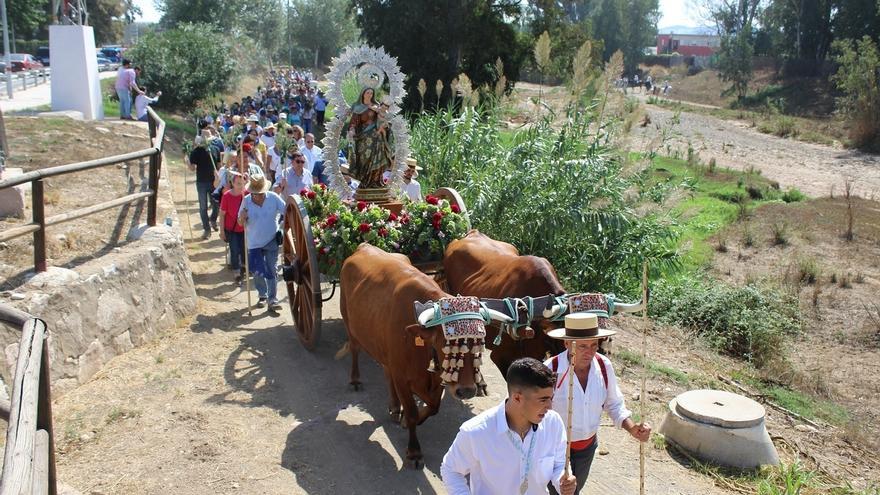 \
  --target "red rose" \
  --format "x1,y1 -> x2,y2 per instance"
378,227 -> 388,237
400,214 -> 410,225
325,214 -> 338,227
426,195 -> 439,205
299,188 -> 309,196
306,191 -> 316,199
433,211 -> 444,221
388,212 -> 398,222
357,201 -> 367,211
359,222 -> 370,233
432,220 -> 441,230
451,204 -> 461,213
319,183 -> 326,191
